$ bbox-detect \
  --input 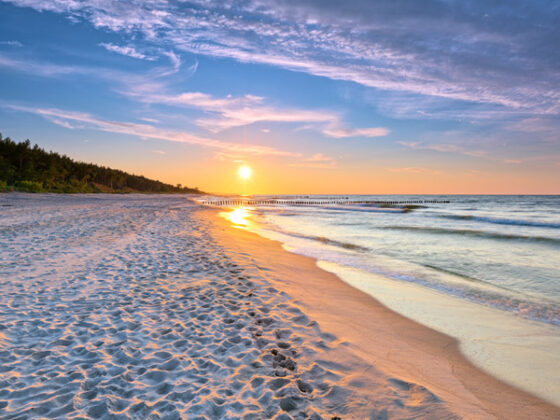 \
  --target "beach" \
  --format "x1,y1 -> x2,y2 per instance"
0,194 -> 558,419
